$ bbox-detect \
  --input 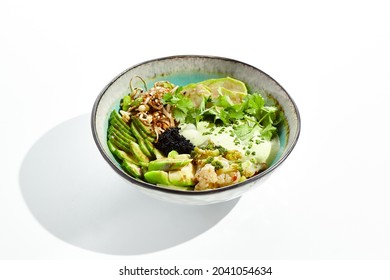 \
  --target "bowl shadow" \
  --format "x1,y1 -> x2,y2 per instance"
19,114 -> 239,255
